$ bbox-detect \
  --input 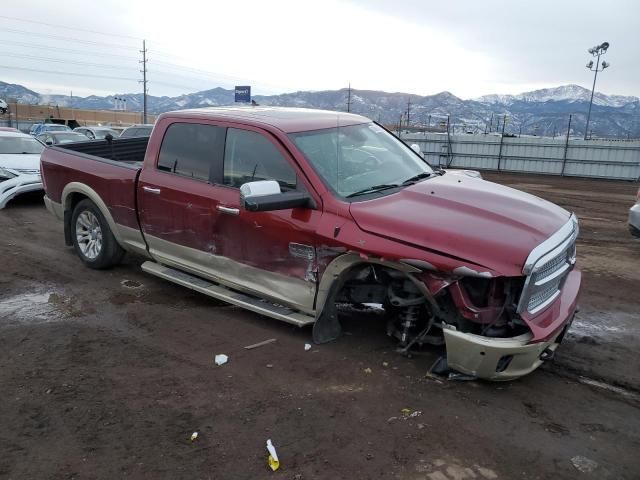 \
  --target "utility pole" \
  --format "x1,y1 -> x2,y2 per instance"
139,39 -> 148,123
346,82 -> 352,112
584,42 -> 610,140
406,98 -> 412,127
